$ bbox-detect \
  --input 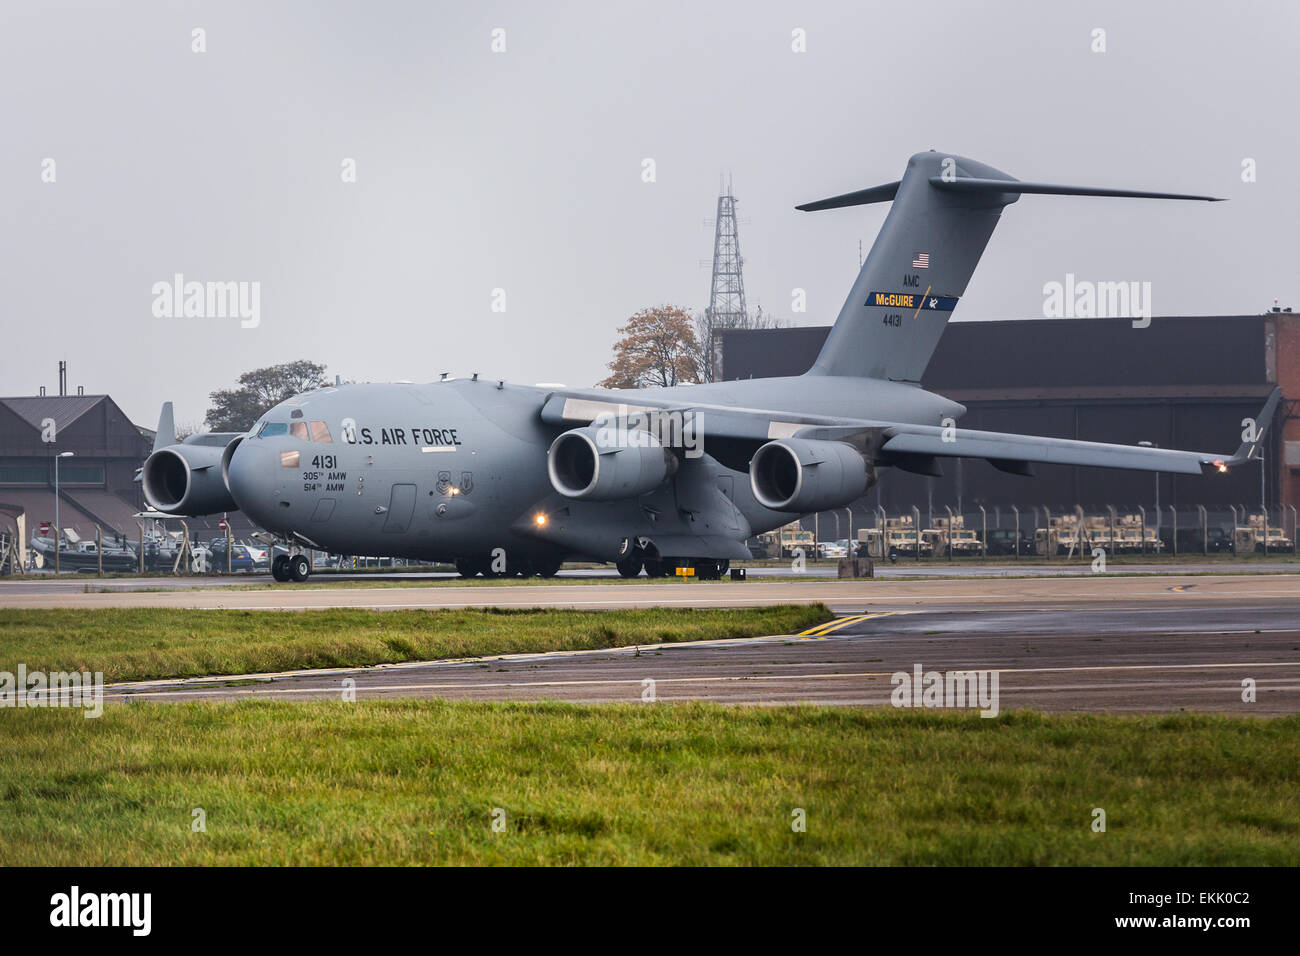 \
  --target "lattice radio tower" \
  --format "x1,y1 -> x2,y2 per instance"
706,178 -> 747,329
